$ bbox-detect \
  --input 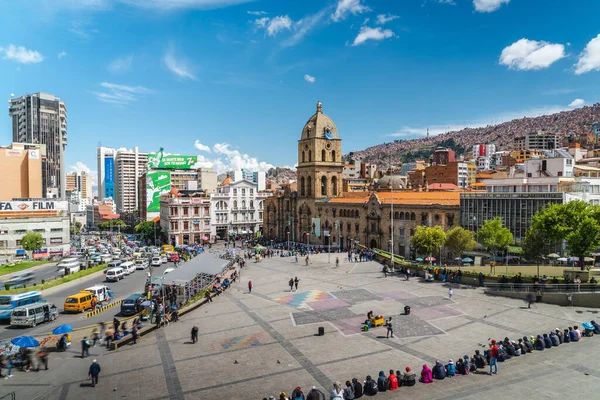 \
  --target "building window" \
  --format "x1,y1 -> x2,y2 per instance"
321,176 -> 327,196
332,150 -> 336,162
355,223 -> 360,233
302,151 -> 305,163
171,221 -> 178,231
233,200 -> 238,209
233,189 -> 237,196
242,189 -> 246,196
171,208 -> 178,216
307,176 -> 312,196
250,200 -> 254,209
194,207 -> 199,215
242,200 -> 246,209
183,221 -> 189,231
33,228 -> 45,233
308,150 -> 312,162
250,189 -> 254,196
51,228 -> 63,232
14,229 -> 26,234
322,149 -> 326,162
0,240 -> 7,248
183,207 -> 189,216
300,177 -> 305,196
331,176 -> 338,196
